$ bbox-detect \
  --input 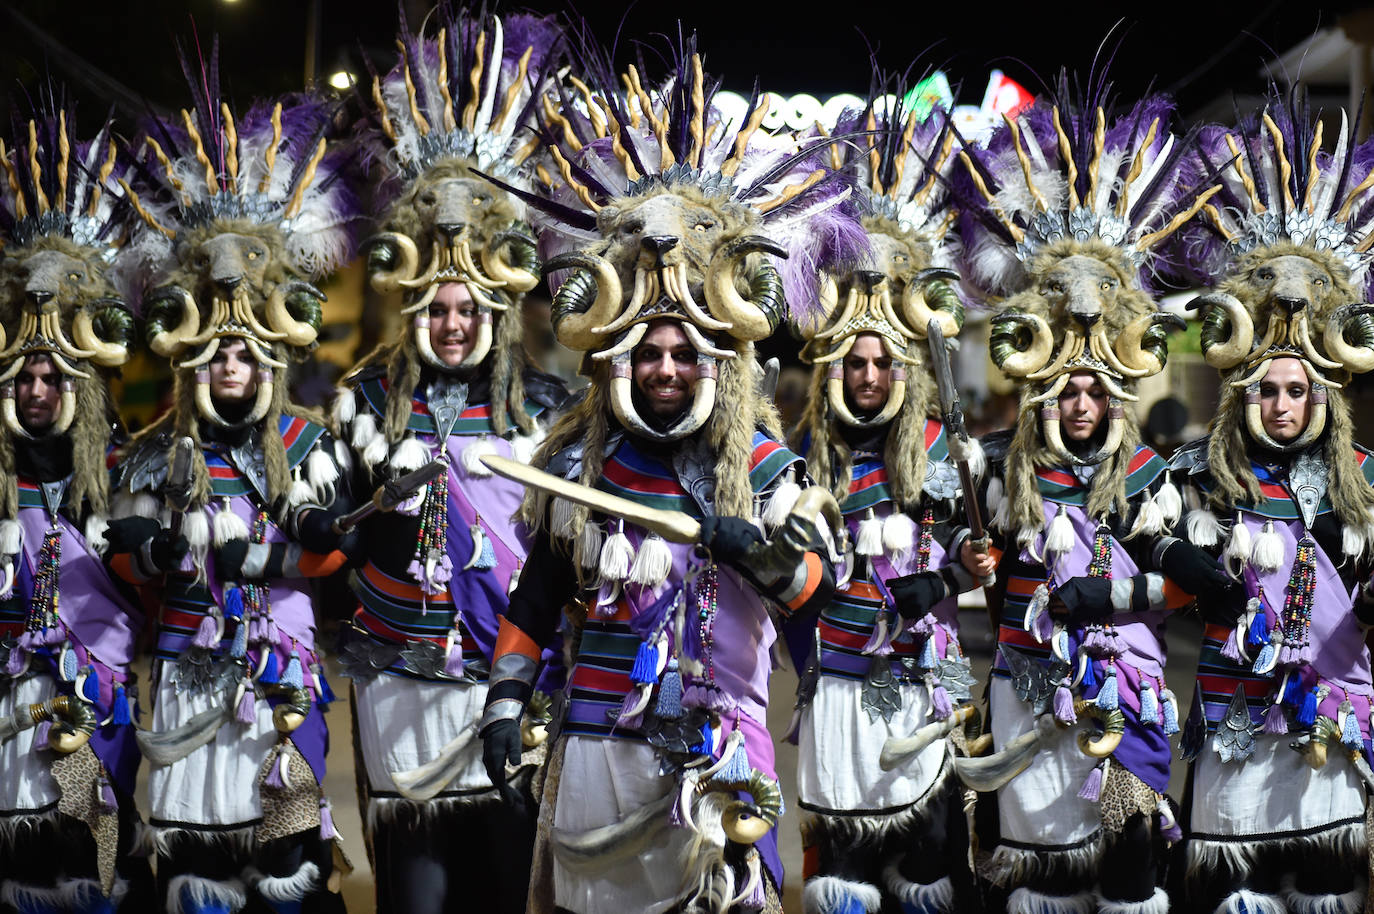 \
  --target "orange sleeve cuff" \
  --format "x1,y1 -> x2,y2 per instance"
109,553 -> 141,585
784,552 -> 824,613
494,616 -> 541,662
1163,578 -> 1194,611
296,550 -> 349,578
